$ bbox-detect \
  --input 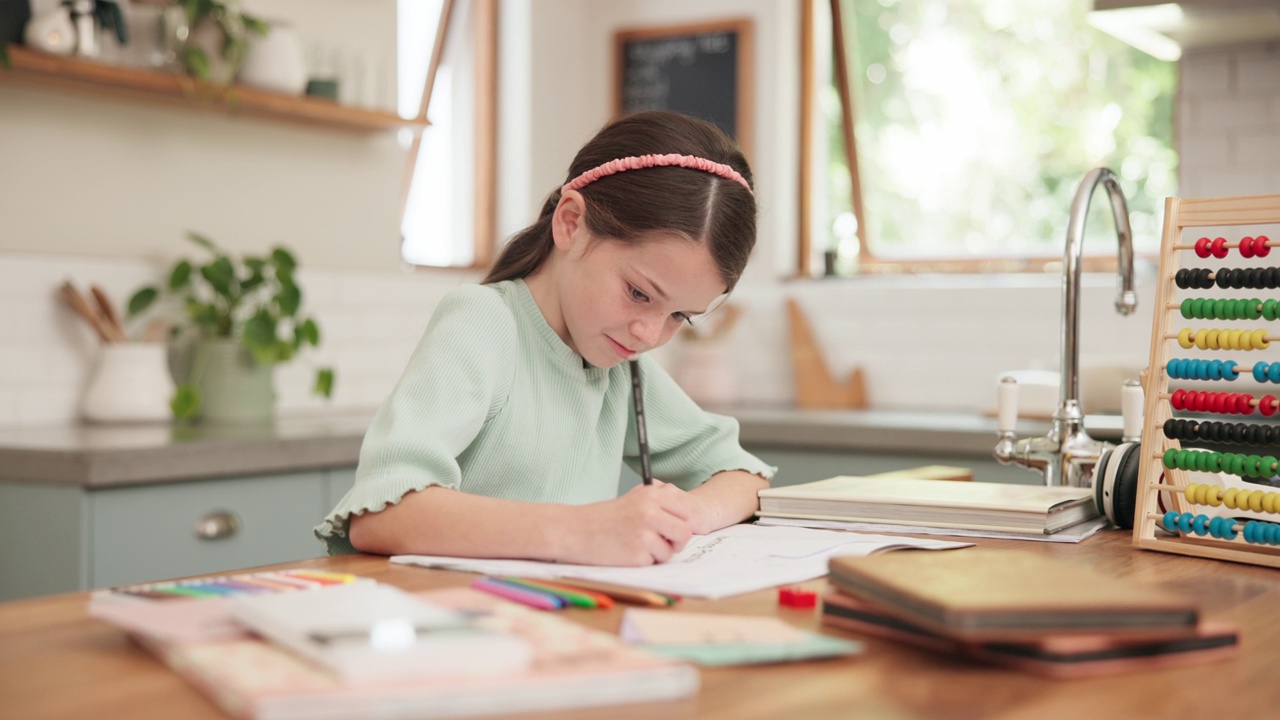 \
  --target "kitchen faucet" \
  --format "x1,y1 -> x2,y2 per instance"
993,167 -> 1138,487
